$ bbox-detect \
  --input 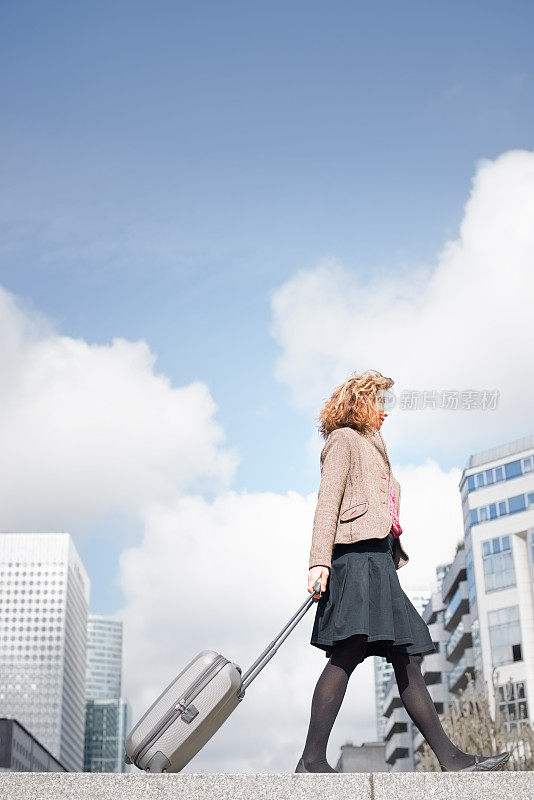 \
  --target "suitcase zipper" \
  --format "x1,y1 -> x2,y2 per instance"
131,653 -> 229,767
